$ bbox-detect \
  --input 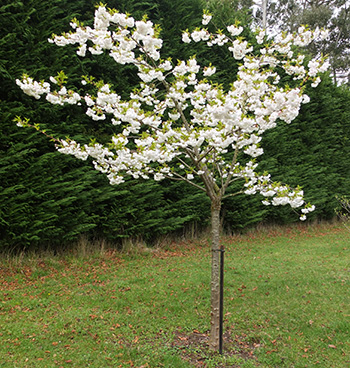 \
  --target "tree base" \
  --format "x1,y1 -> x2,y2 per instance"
171,329 -> 260,366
